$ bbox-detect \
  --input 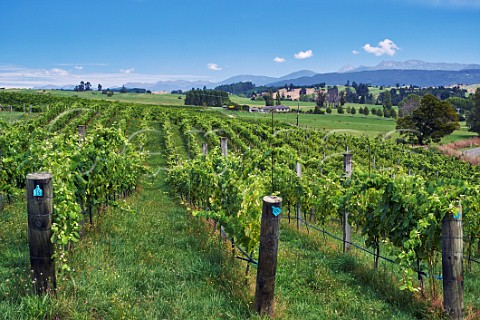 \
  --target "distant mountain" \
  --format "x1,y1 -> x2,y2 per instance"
44,61 -> 480,92
33,84 -> 76,90
350,60 -> 480,72
267,69 -> 480,88
275,70 -> 317,83
123,80 -> 214,92
216,75 -> 277,86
